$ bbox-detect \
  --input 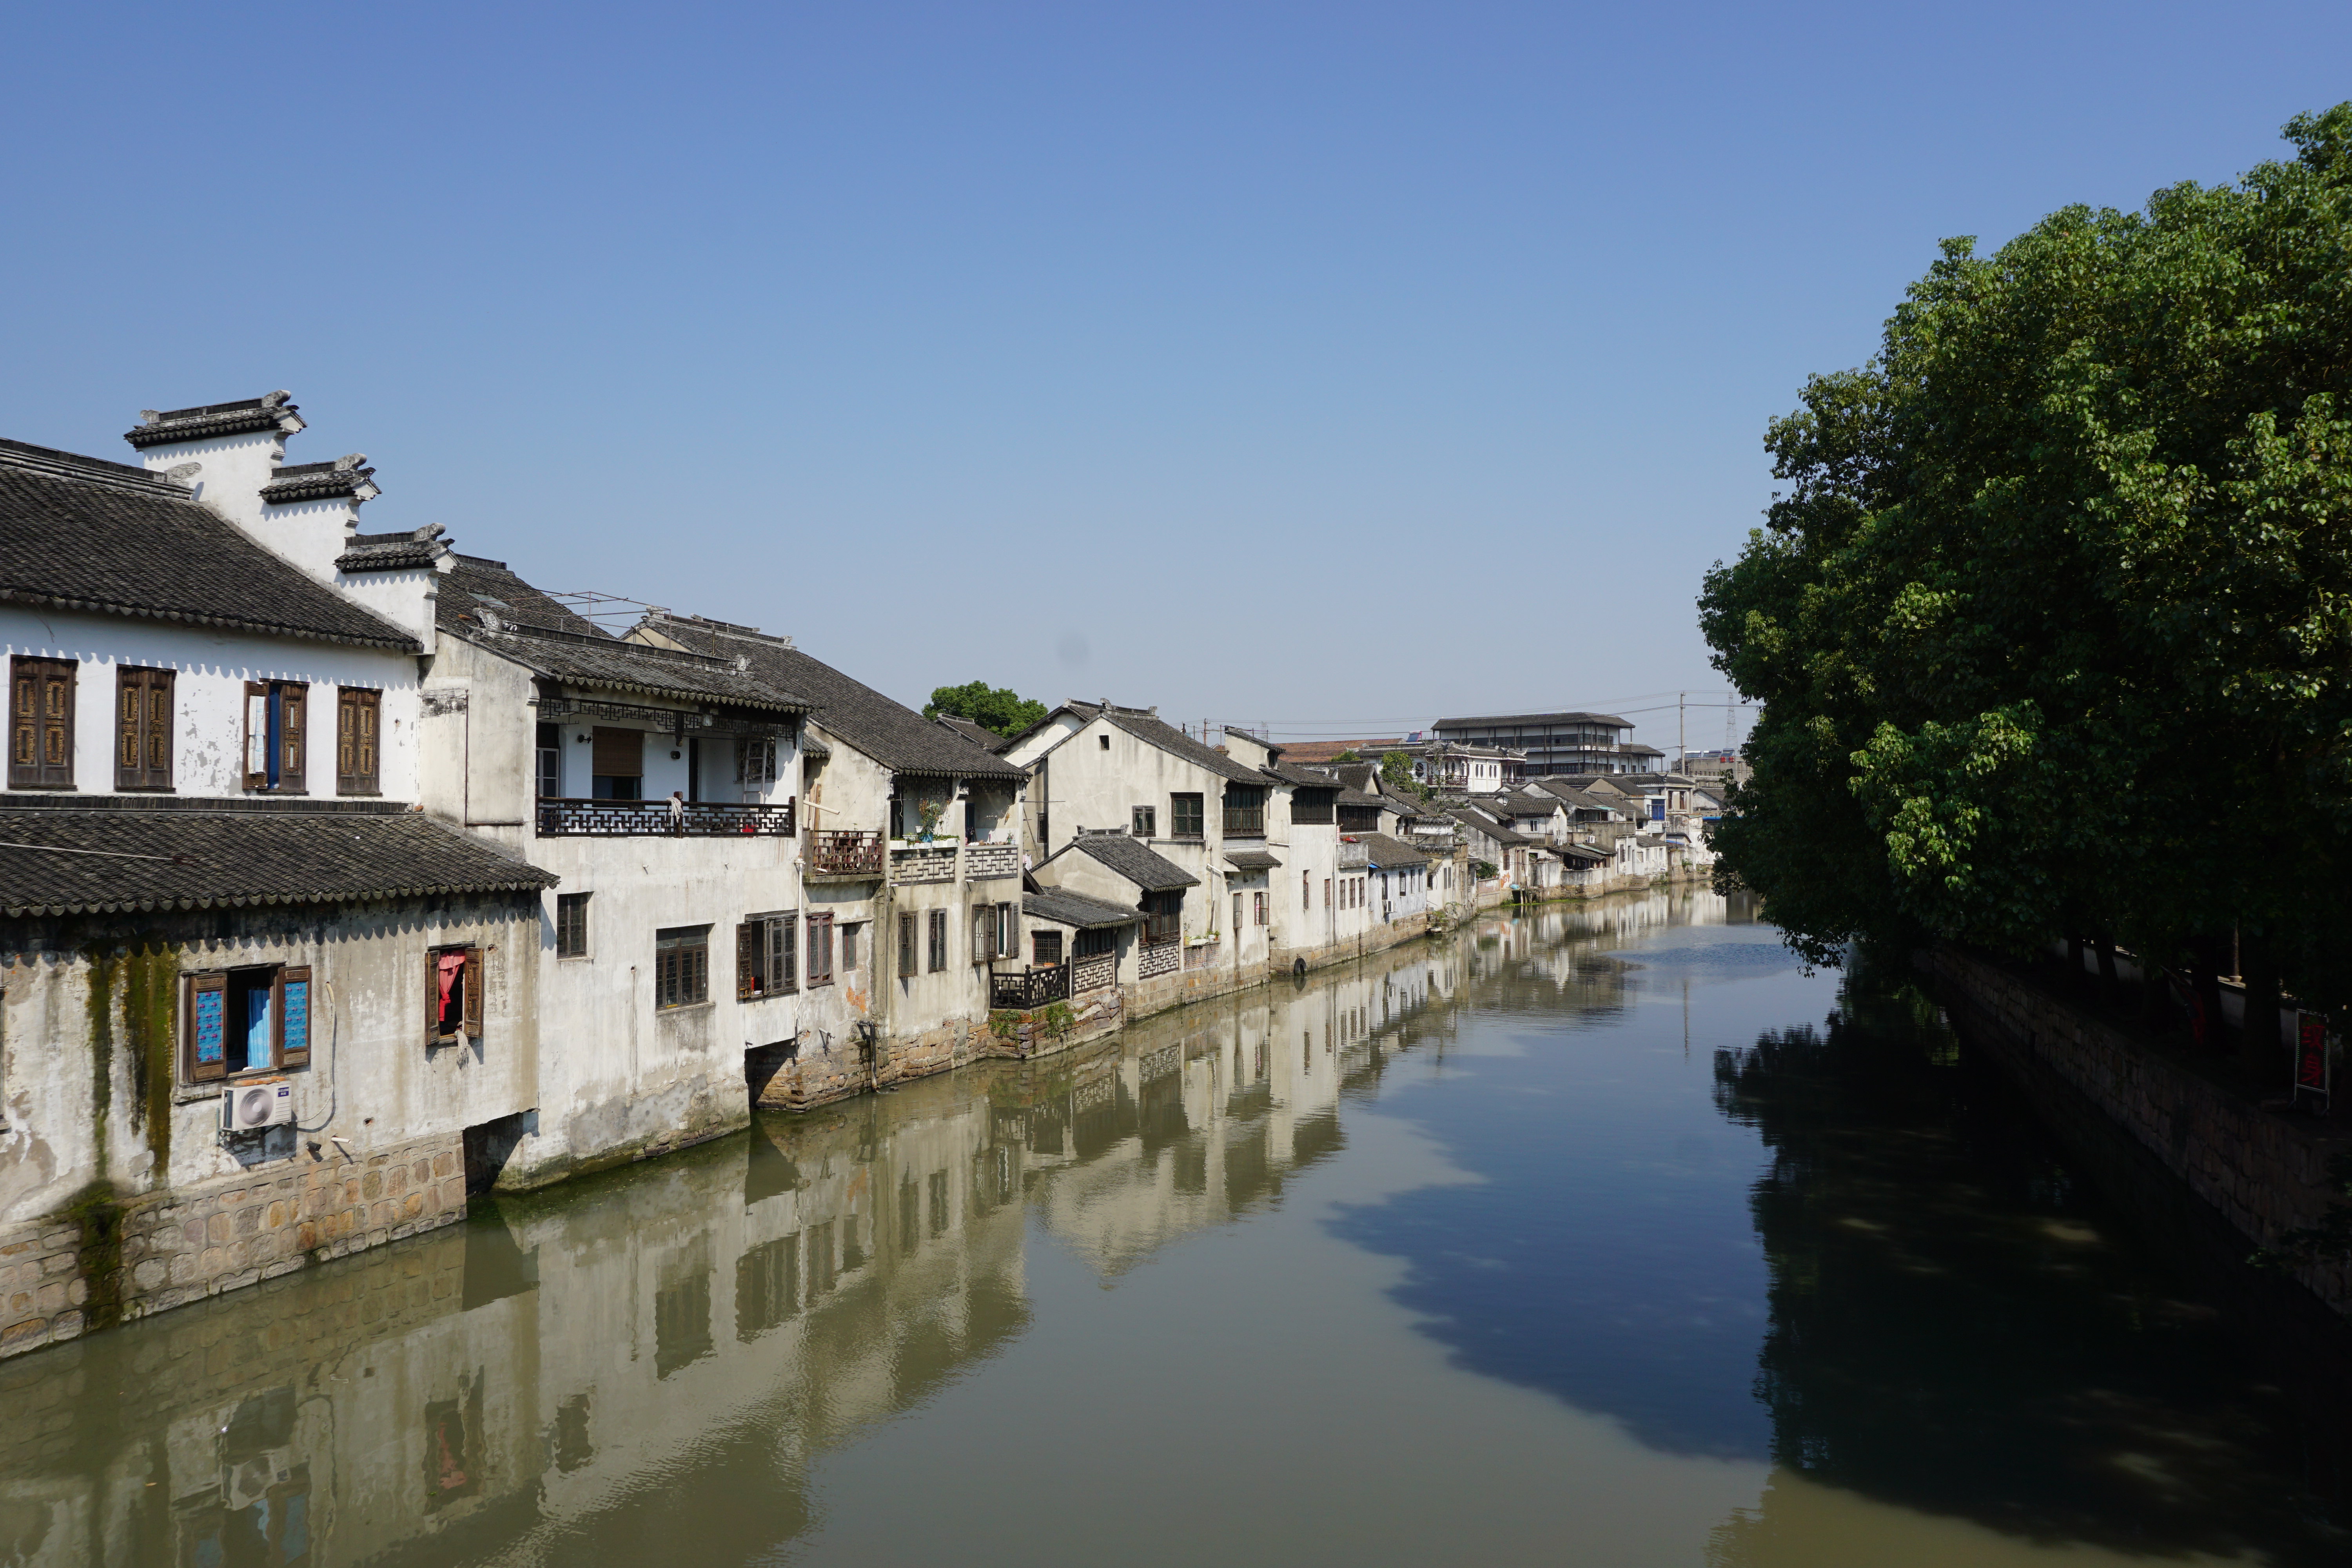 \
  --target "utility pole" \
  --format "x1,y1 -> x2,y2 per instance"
1677,692 -> 1686,774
